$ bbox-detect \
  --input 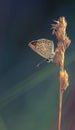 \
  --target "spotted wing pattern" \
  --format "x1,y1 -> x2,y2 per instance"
28,39 -> 55,60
